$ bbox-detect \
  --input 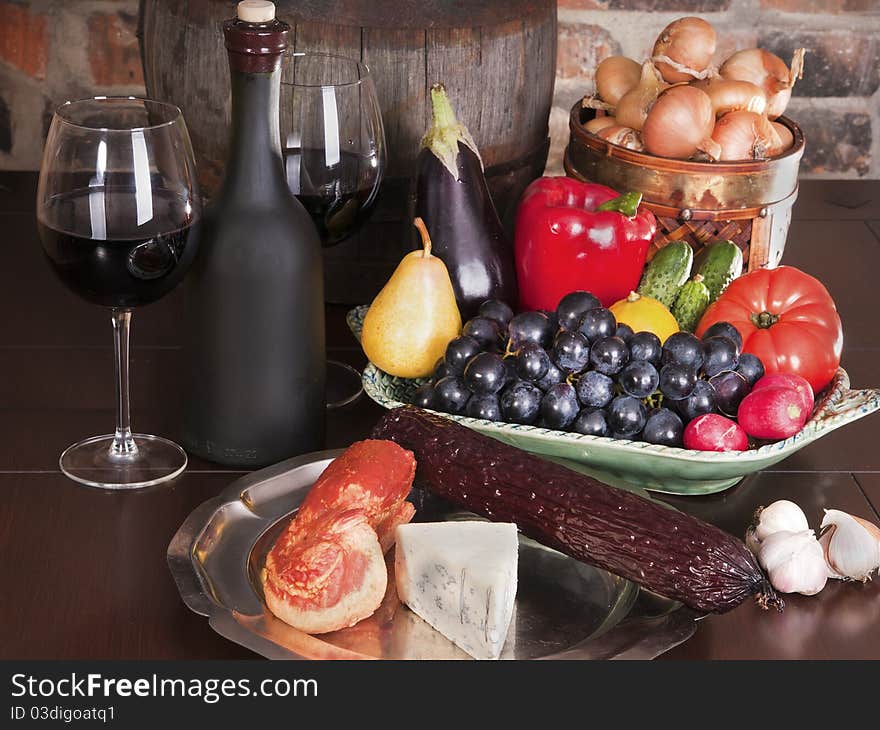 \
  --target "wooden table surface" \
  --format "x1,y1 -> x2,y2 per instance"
1,171 -> 878,660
